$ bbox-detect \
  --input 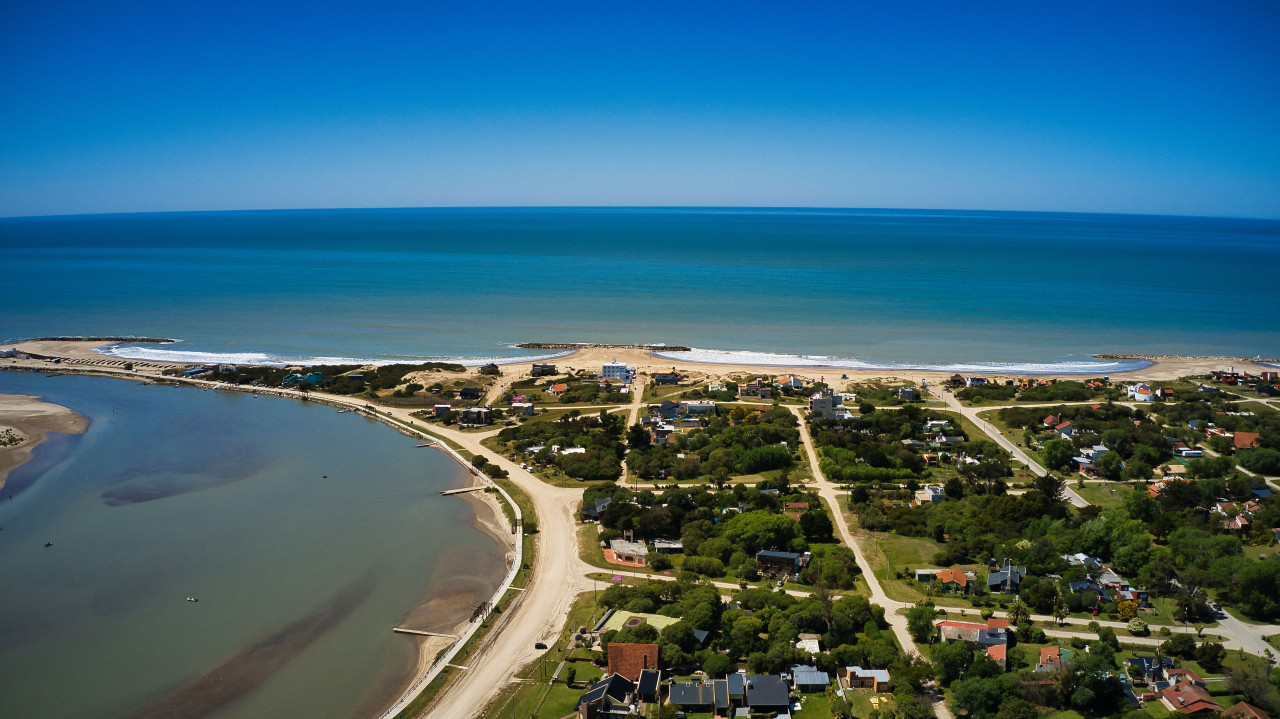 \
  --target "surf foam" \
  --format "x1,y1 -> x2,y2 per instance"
652,348 -> 1151,375
97,344 -> 573,368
